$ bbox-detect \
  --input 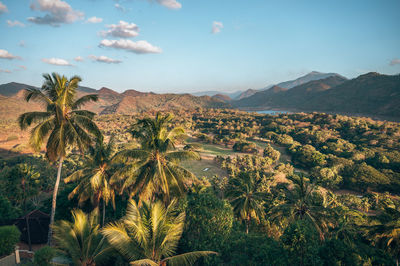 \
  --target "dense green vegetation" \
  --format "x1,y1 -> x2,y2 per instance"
1,74 -> 400,265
